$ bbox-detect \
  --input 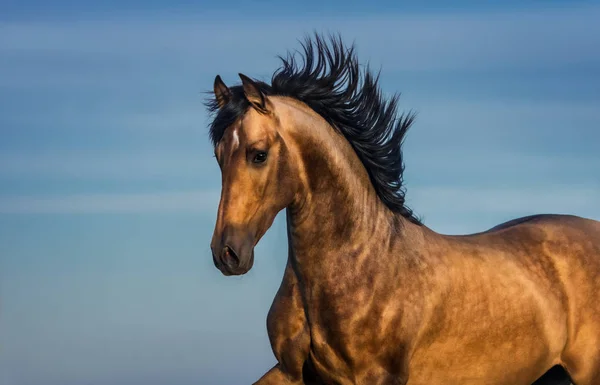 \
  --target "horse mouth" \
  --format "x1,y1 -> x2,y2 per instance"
215,249 -> 254,276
